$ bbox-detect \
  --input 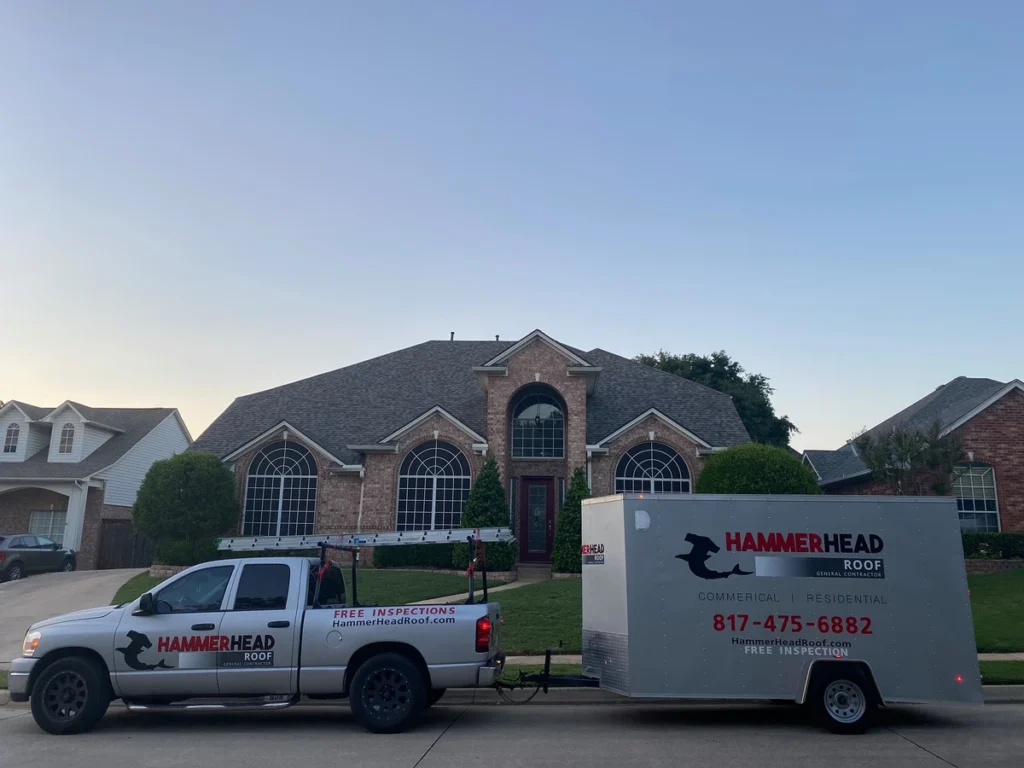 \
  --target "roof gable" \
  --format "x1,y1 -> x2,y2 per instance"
482,330 -> 592,367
